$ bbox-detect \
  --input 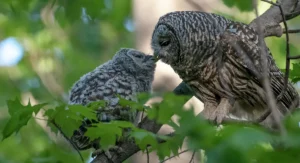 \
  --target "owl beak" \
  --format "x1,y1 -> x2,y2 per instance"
153,52 -> 161,62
